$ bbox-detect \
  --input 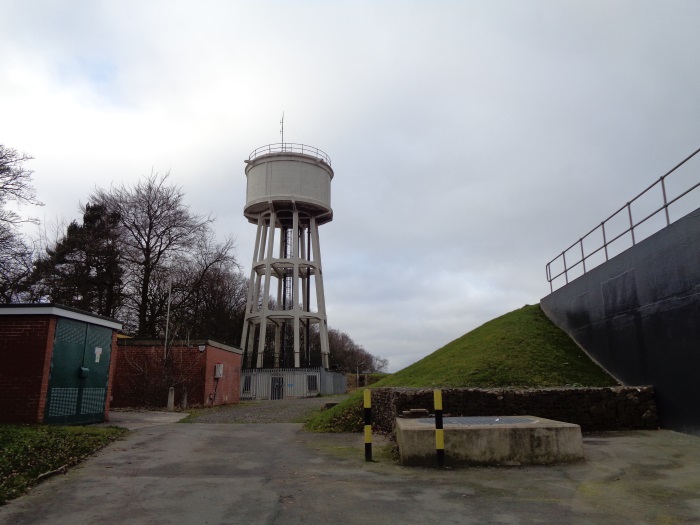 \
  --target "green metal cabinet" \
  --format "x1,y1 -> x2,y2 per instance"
45,318 -> 114,424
